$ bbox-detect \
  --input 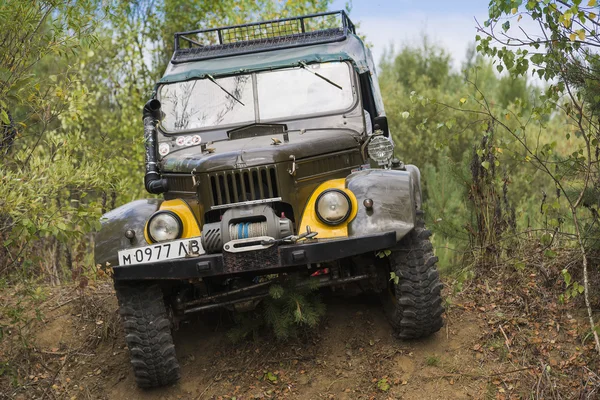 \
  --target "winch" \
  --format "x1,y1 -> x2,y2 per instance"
228,221 -> 269,240
201,204 -> 293,253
